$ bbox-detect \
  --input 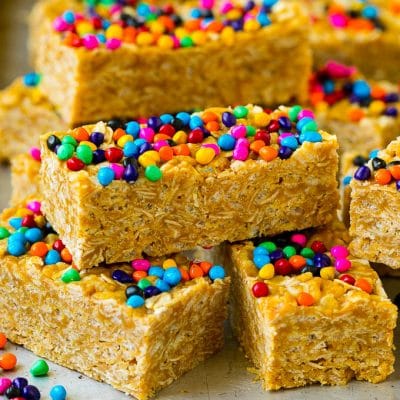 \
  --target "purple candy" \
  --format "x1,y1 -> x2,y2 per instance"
112,269 -> 134,284
22,385 -> 41,400
13,377 -> 28,390
222,111 -> 237,127
354,165 -> 371,181
90,131 -> 105,146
